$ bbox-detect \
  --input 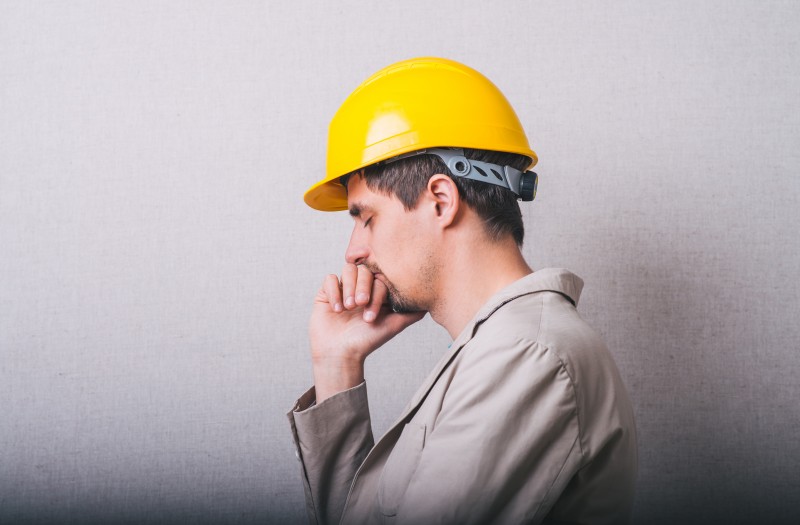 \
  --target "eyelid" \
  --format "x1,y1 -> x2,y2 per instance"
364,217 -> 372,227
